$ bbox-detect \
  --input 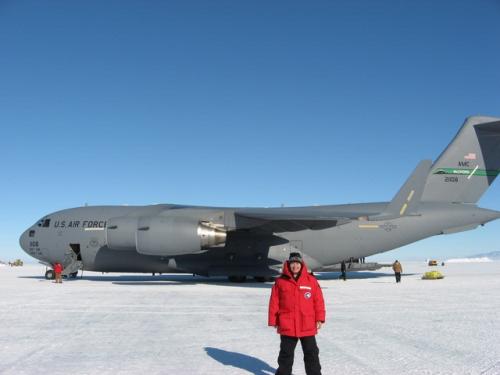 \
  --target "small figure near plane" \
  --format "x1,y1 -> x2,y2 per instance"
392,260 -> 403,283
53,262 -> 63,284
268,252 -> 325,375
18,116 -> 500,281
340,260 -> 347,281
